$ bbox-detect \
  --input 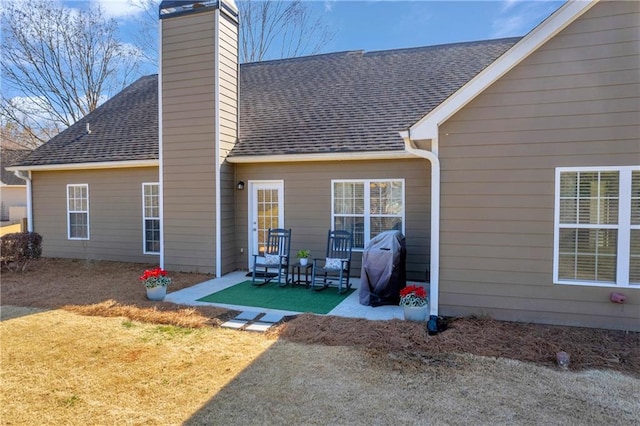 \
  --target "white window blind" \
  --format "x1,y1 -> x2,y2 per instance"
555,167 -> 639,287
630,171 -> 640,284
